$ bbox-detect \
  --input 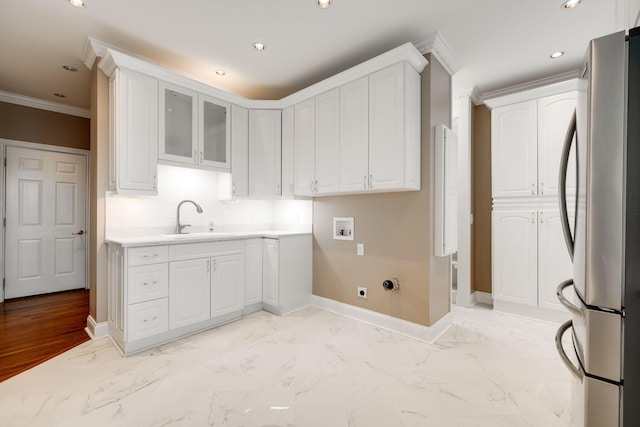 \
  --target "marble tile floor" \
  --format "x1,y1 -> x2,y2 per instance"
0,304 -> 572,427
